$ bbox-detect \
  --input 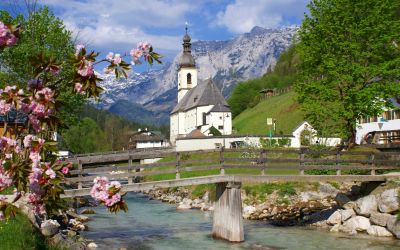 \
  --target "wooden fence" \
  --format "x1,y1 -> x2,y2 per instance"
65,148 -> 400,190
